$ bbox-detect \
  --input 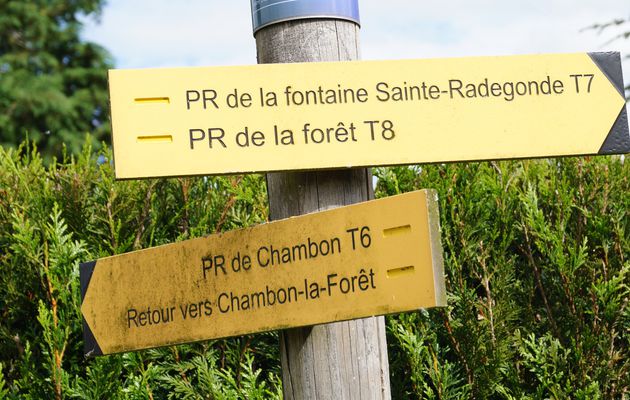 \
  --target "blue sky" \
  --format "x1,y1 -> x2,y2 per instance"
81,1 -> 629,77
